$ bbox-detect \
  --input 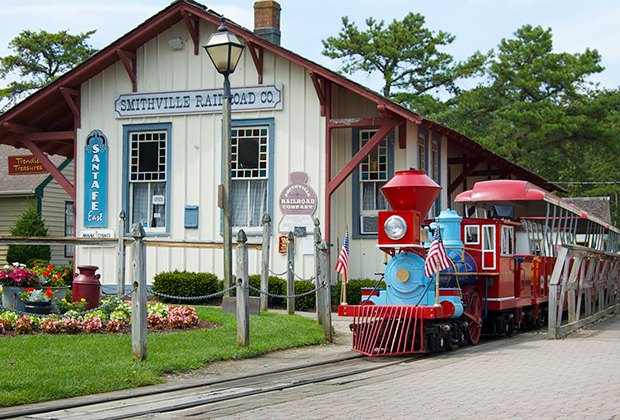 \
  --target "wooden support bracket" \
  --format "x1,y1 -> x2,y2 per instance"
59,87 -> 80,128
20,138 -> 75,199
310,72 -> 327,116
2,121 -> 40,134
181,9 -> 200,55
117,49 -> 137,92
247,41 -> 264,84
448,157 -> 483,195
328,119 -> 400,195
